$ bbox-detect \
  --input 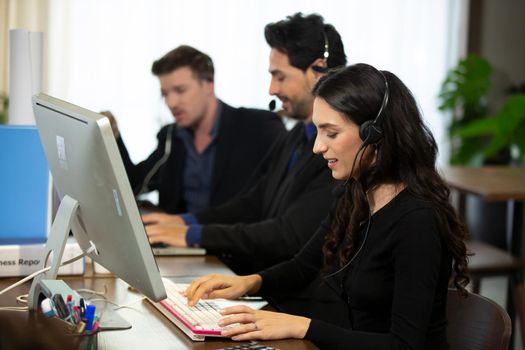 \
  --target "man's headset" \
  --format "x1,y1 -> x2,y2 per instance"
311,29 -> 330,73
324,69 -> 390,278
269,28 -> 330,111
